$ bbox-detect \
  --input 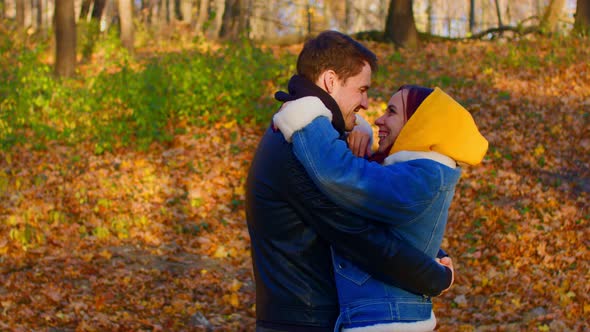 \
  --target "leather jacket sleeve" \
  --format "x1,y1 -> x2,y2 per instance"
284,150 -> 452,297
